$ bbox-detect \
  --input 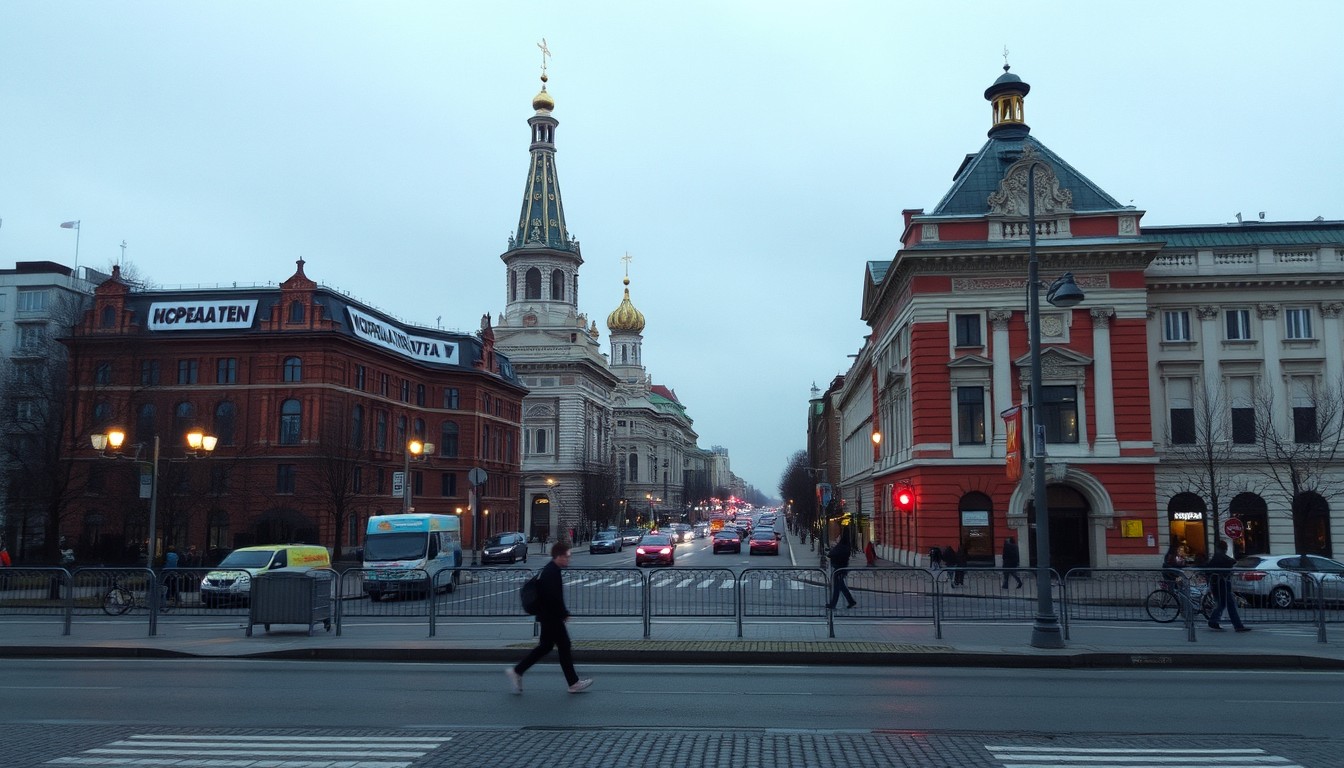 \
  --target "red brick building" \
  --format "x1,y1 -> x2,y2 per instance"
63,260 -> 526,564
